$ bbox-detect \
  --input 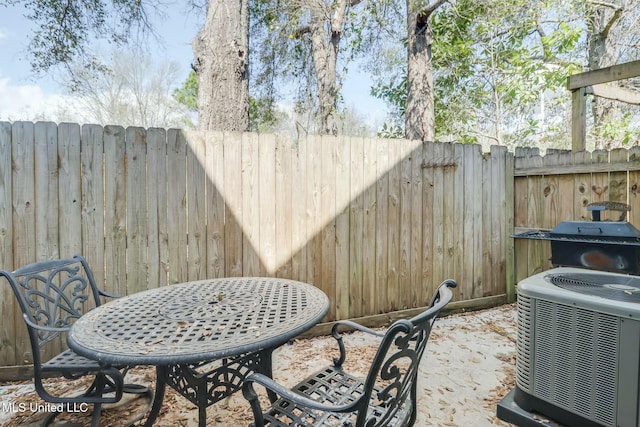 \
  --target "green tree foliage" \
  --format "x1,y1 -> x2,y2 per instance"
2,0 -> 155,73
372,0 -> 583,147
